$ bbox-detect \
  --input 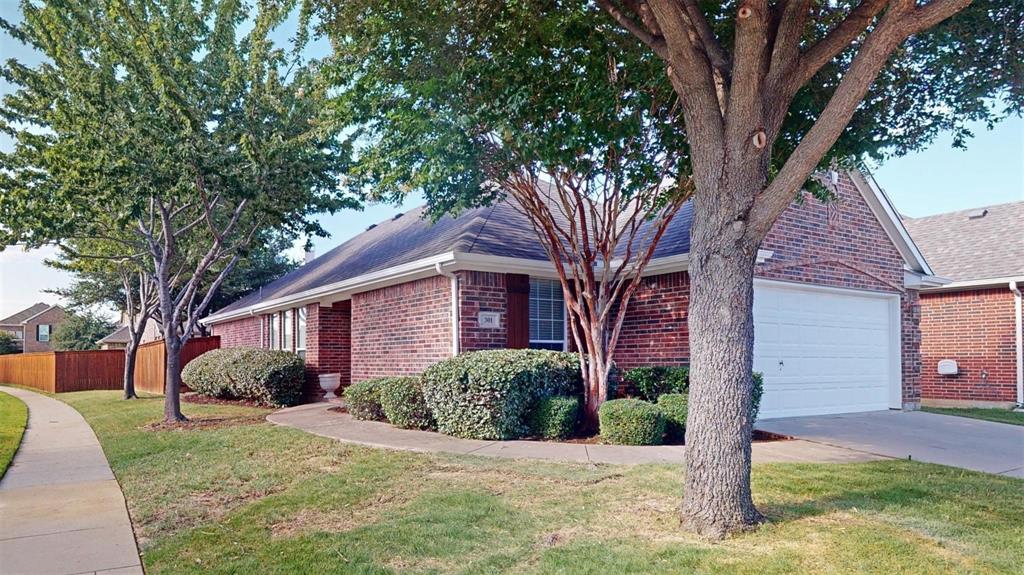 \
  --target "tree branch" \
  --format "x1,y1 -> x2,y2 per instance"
796,0 -> 888,87
596,0 -> 669,59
